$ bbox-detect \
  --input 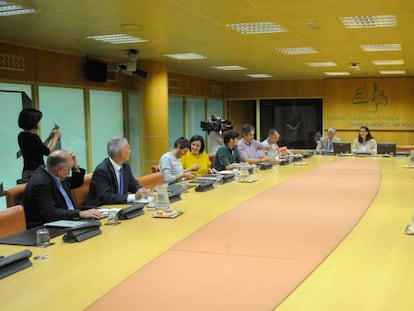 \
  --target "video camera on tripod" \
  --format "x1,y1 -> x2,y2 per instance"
200,116 -> 232,132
